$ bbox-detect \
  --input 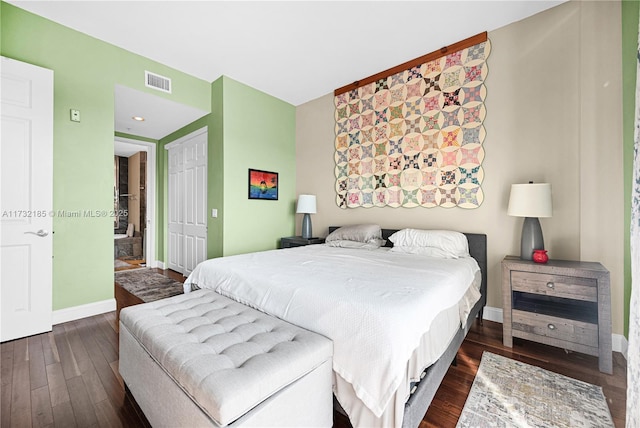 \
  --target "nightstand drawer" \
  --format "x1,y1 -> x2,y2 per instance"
512,309 -> 598,348
511,271 -> 597,302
